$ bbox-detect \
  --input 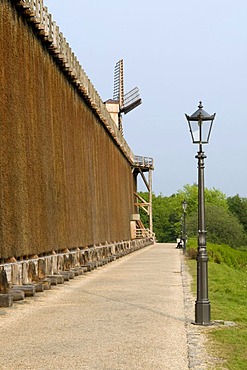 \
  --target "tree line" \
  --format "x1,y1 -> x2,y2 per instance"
139,184 -> 247,249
